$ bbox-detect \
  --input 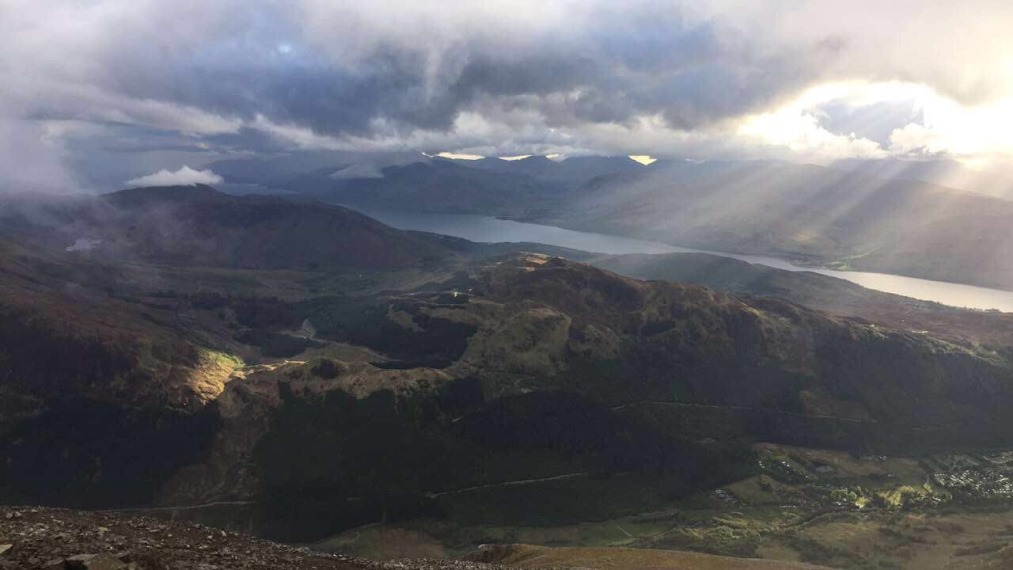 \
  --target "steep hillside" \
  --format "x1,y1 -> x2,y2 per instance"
136,255 -> 1013,542
0,185 -> 464,271
0,239 -> 240,416
469,256 -> 1012,443
0,240 -> 242,506
591,251 -> 1013,348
